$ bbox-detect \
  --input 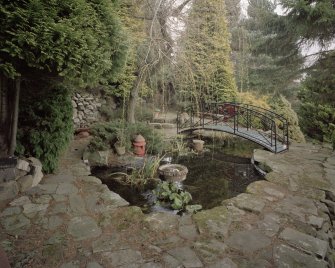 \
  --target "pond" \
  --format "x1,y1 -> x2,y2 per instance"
92,139 -> 264,213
